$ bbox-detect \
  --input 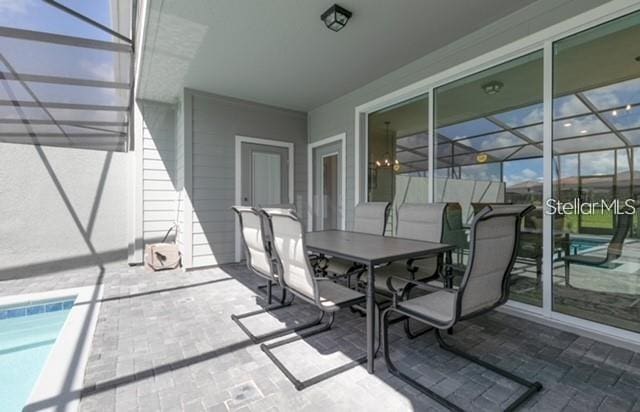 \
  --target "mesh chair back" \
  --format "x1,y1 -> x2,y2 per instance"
353,202 -> 390,235
458,205 -> 533,319
607,210 -> 633,260
443,203 -> 466,247
264,209 -> 317,303
231,206 -> 274,280
396,203 -> 447,242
